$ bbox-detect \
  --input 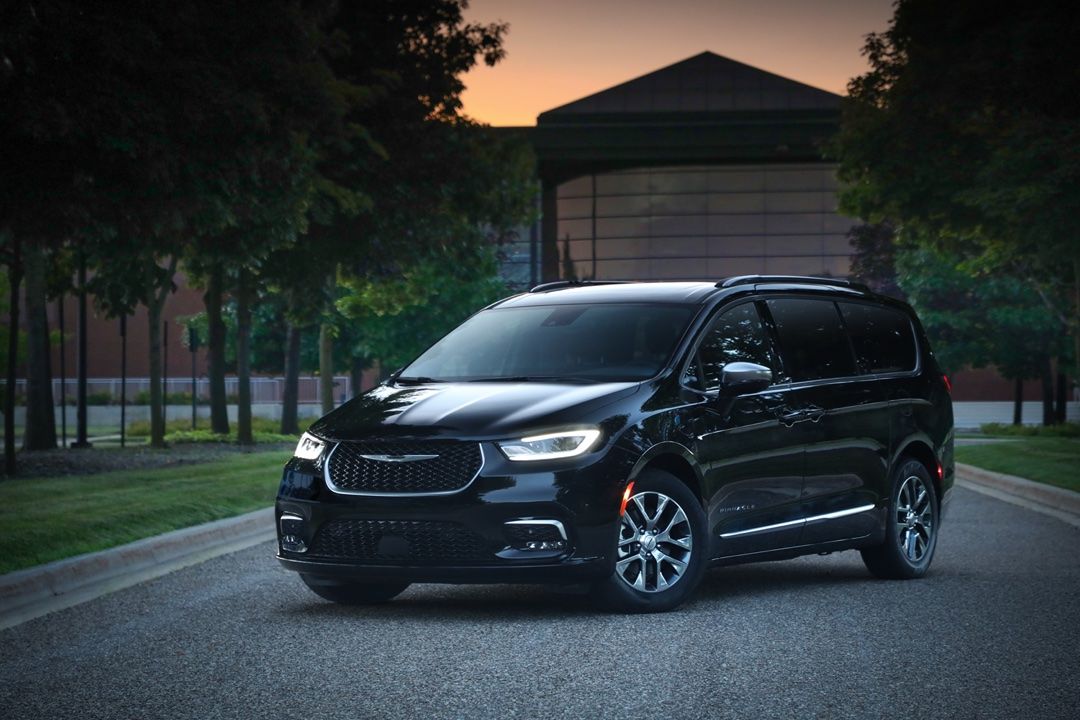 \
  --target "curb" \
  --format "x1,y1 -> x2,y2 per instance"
956,463 -> 1080,529
0,507 -> 275,631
